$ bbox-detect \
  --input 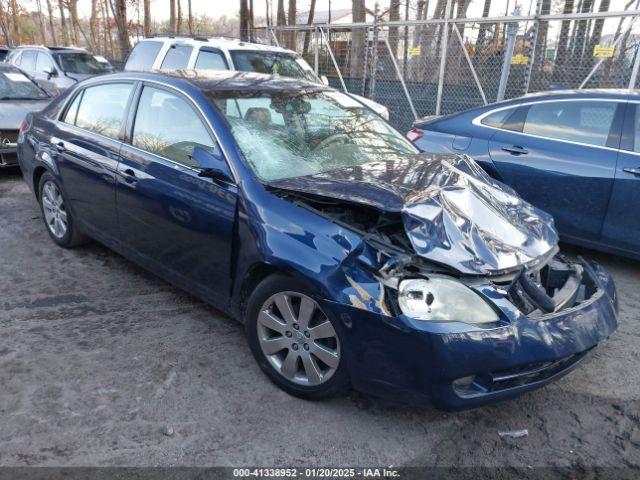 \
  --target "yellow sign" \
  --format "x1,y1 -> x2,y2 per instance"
593,45 -> 615,58
408,46 -> 421,57
511,53 -> 529,65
